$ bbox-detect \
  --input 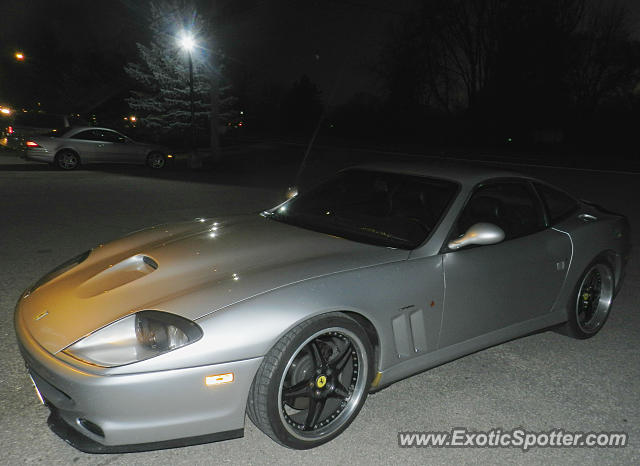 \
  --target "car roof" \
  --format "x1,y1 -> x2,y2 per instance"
65,126 -> 119,133
352,160 -> 533,187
